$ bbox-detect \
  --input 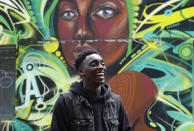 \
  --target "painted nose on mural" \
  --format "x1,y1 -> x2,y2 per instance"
74,18 -> 94,43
